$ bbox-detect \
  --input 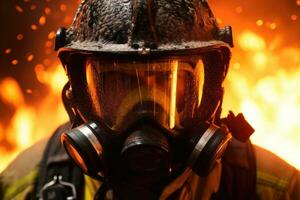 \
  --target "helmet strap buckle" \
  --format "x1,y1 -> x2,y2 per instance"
38,175 -> 77,200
